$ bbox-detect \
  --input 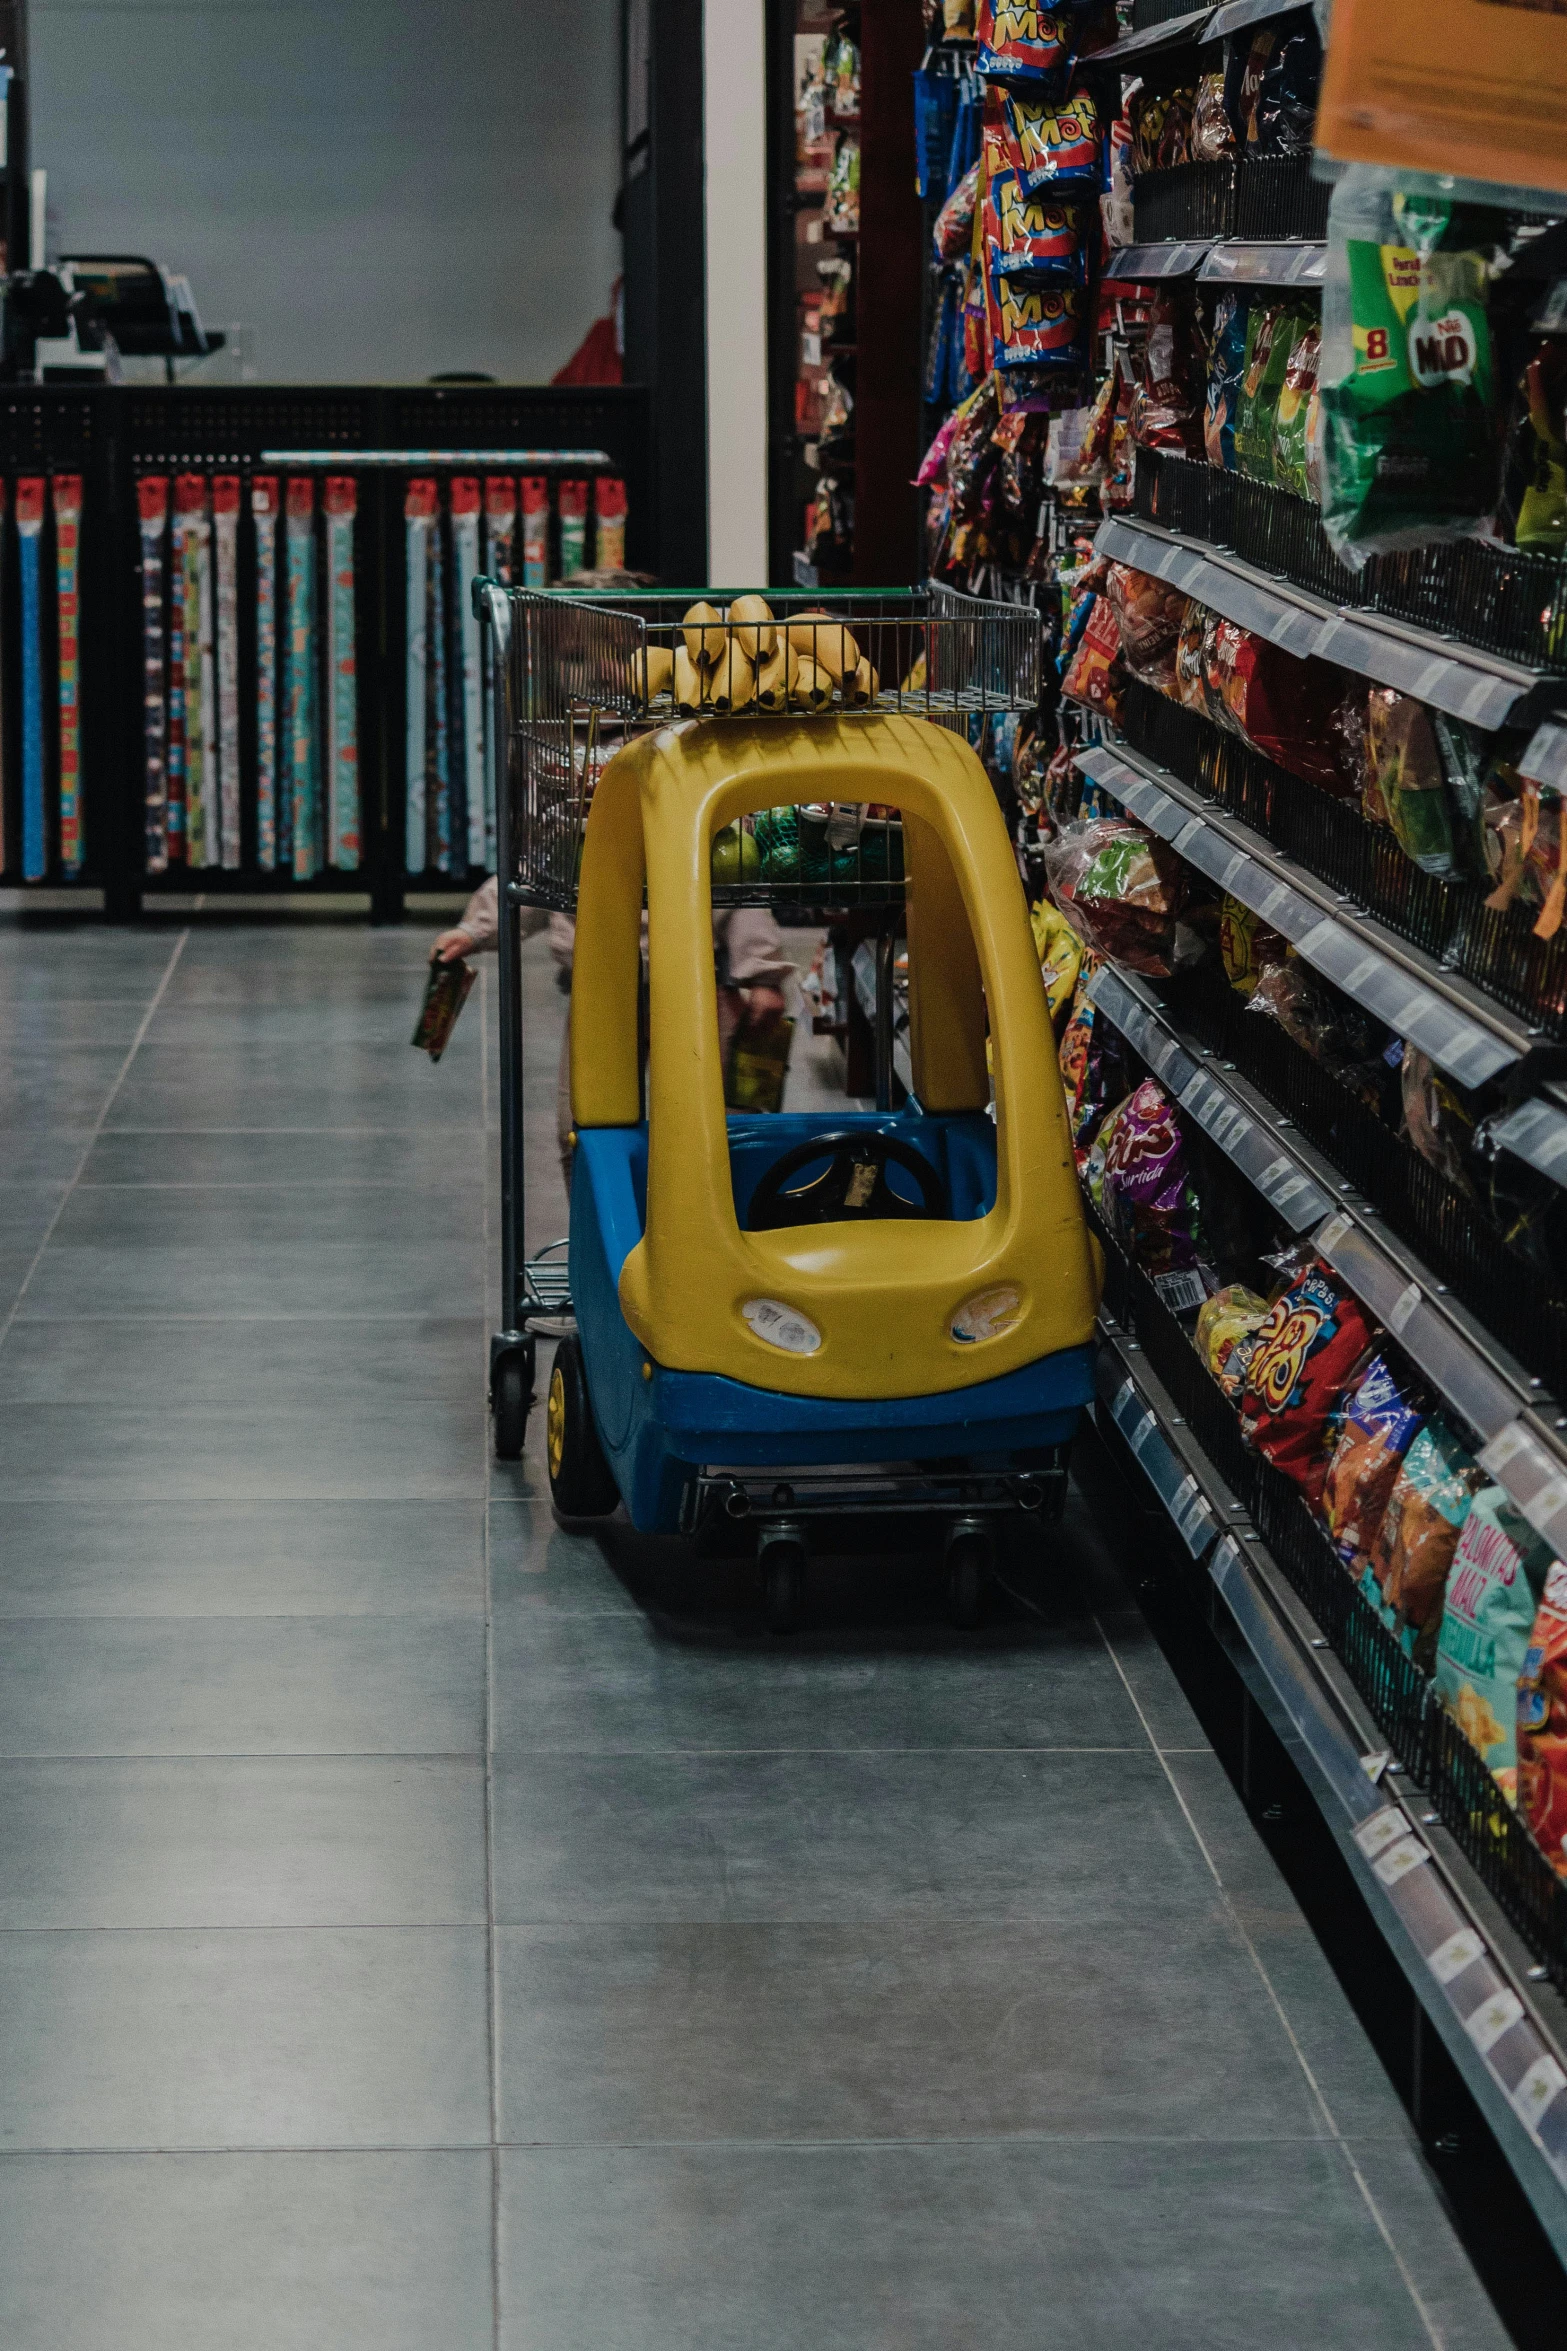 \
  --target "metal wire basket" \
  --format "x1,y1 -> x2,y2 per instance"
486,582 -> 1045,914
